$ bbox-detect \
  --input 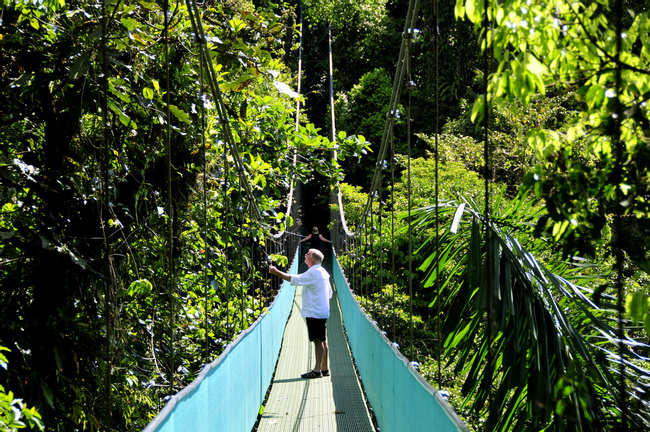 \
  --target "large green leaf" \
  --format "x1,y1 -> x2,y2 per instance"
412,191 -> 650,430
